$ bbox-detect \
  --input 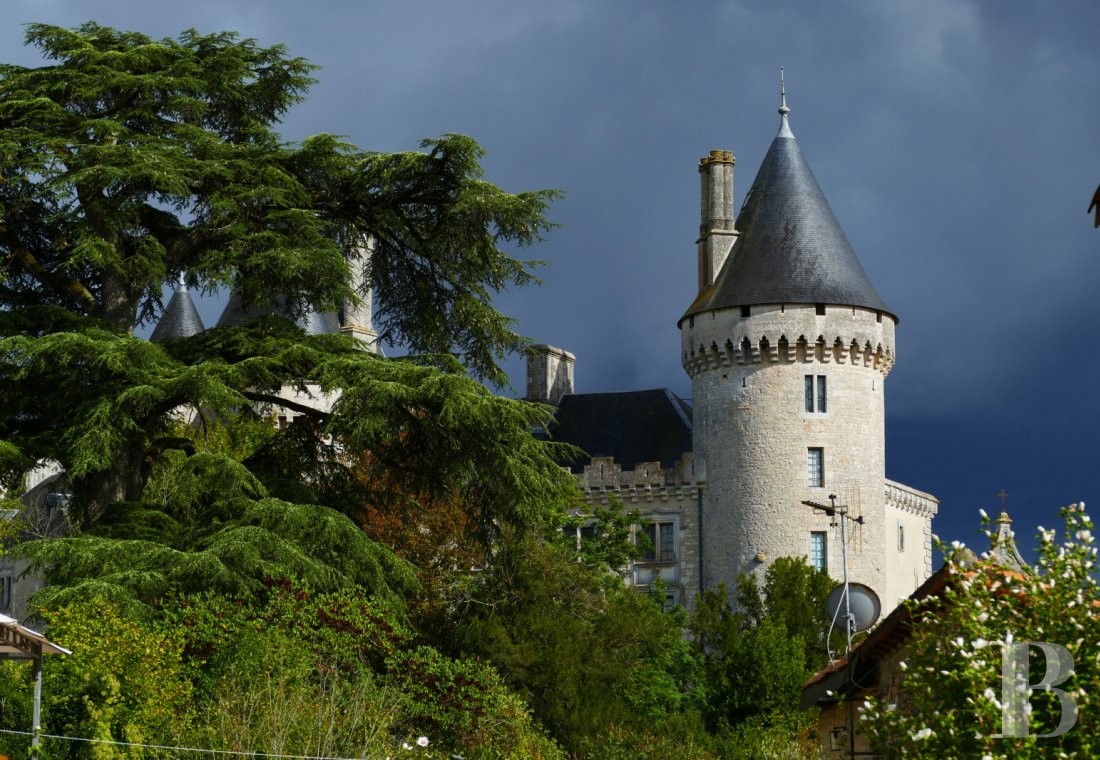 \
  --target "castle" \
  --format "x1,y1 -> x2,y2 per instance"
3,94 -> 938,624
531,94 -> 938,616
